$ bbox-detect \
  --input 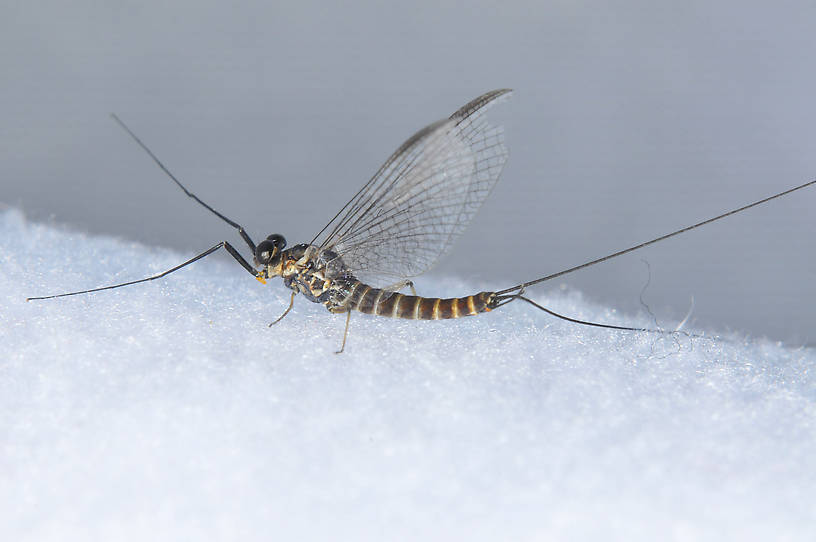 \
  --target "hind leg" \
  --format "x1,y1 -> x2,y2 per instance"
337,311 -> 352,354
383,280 -> 417,296
269,292 -> 296,326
